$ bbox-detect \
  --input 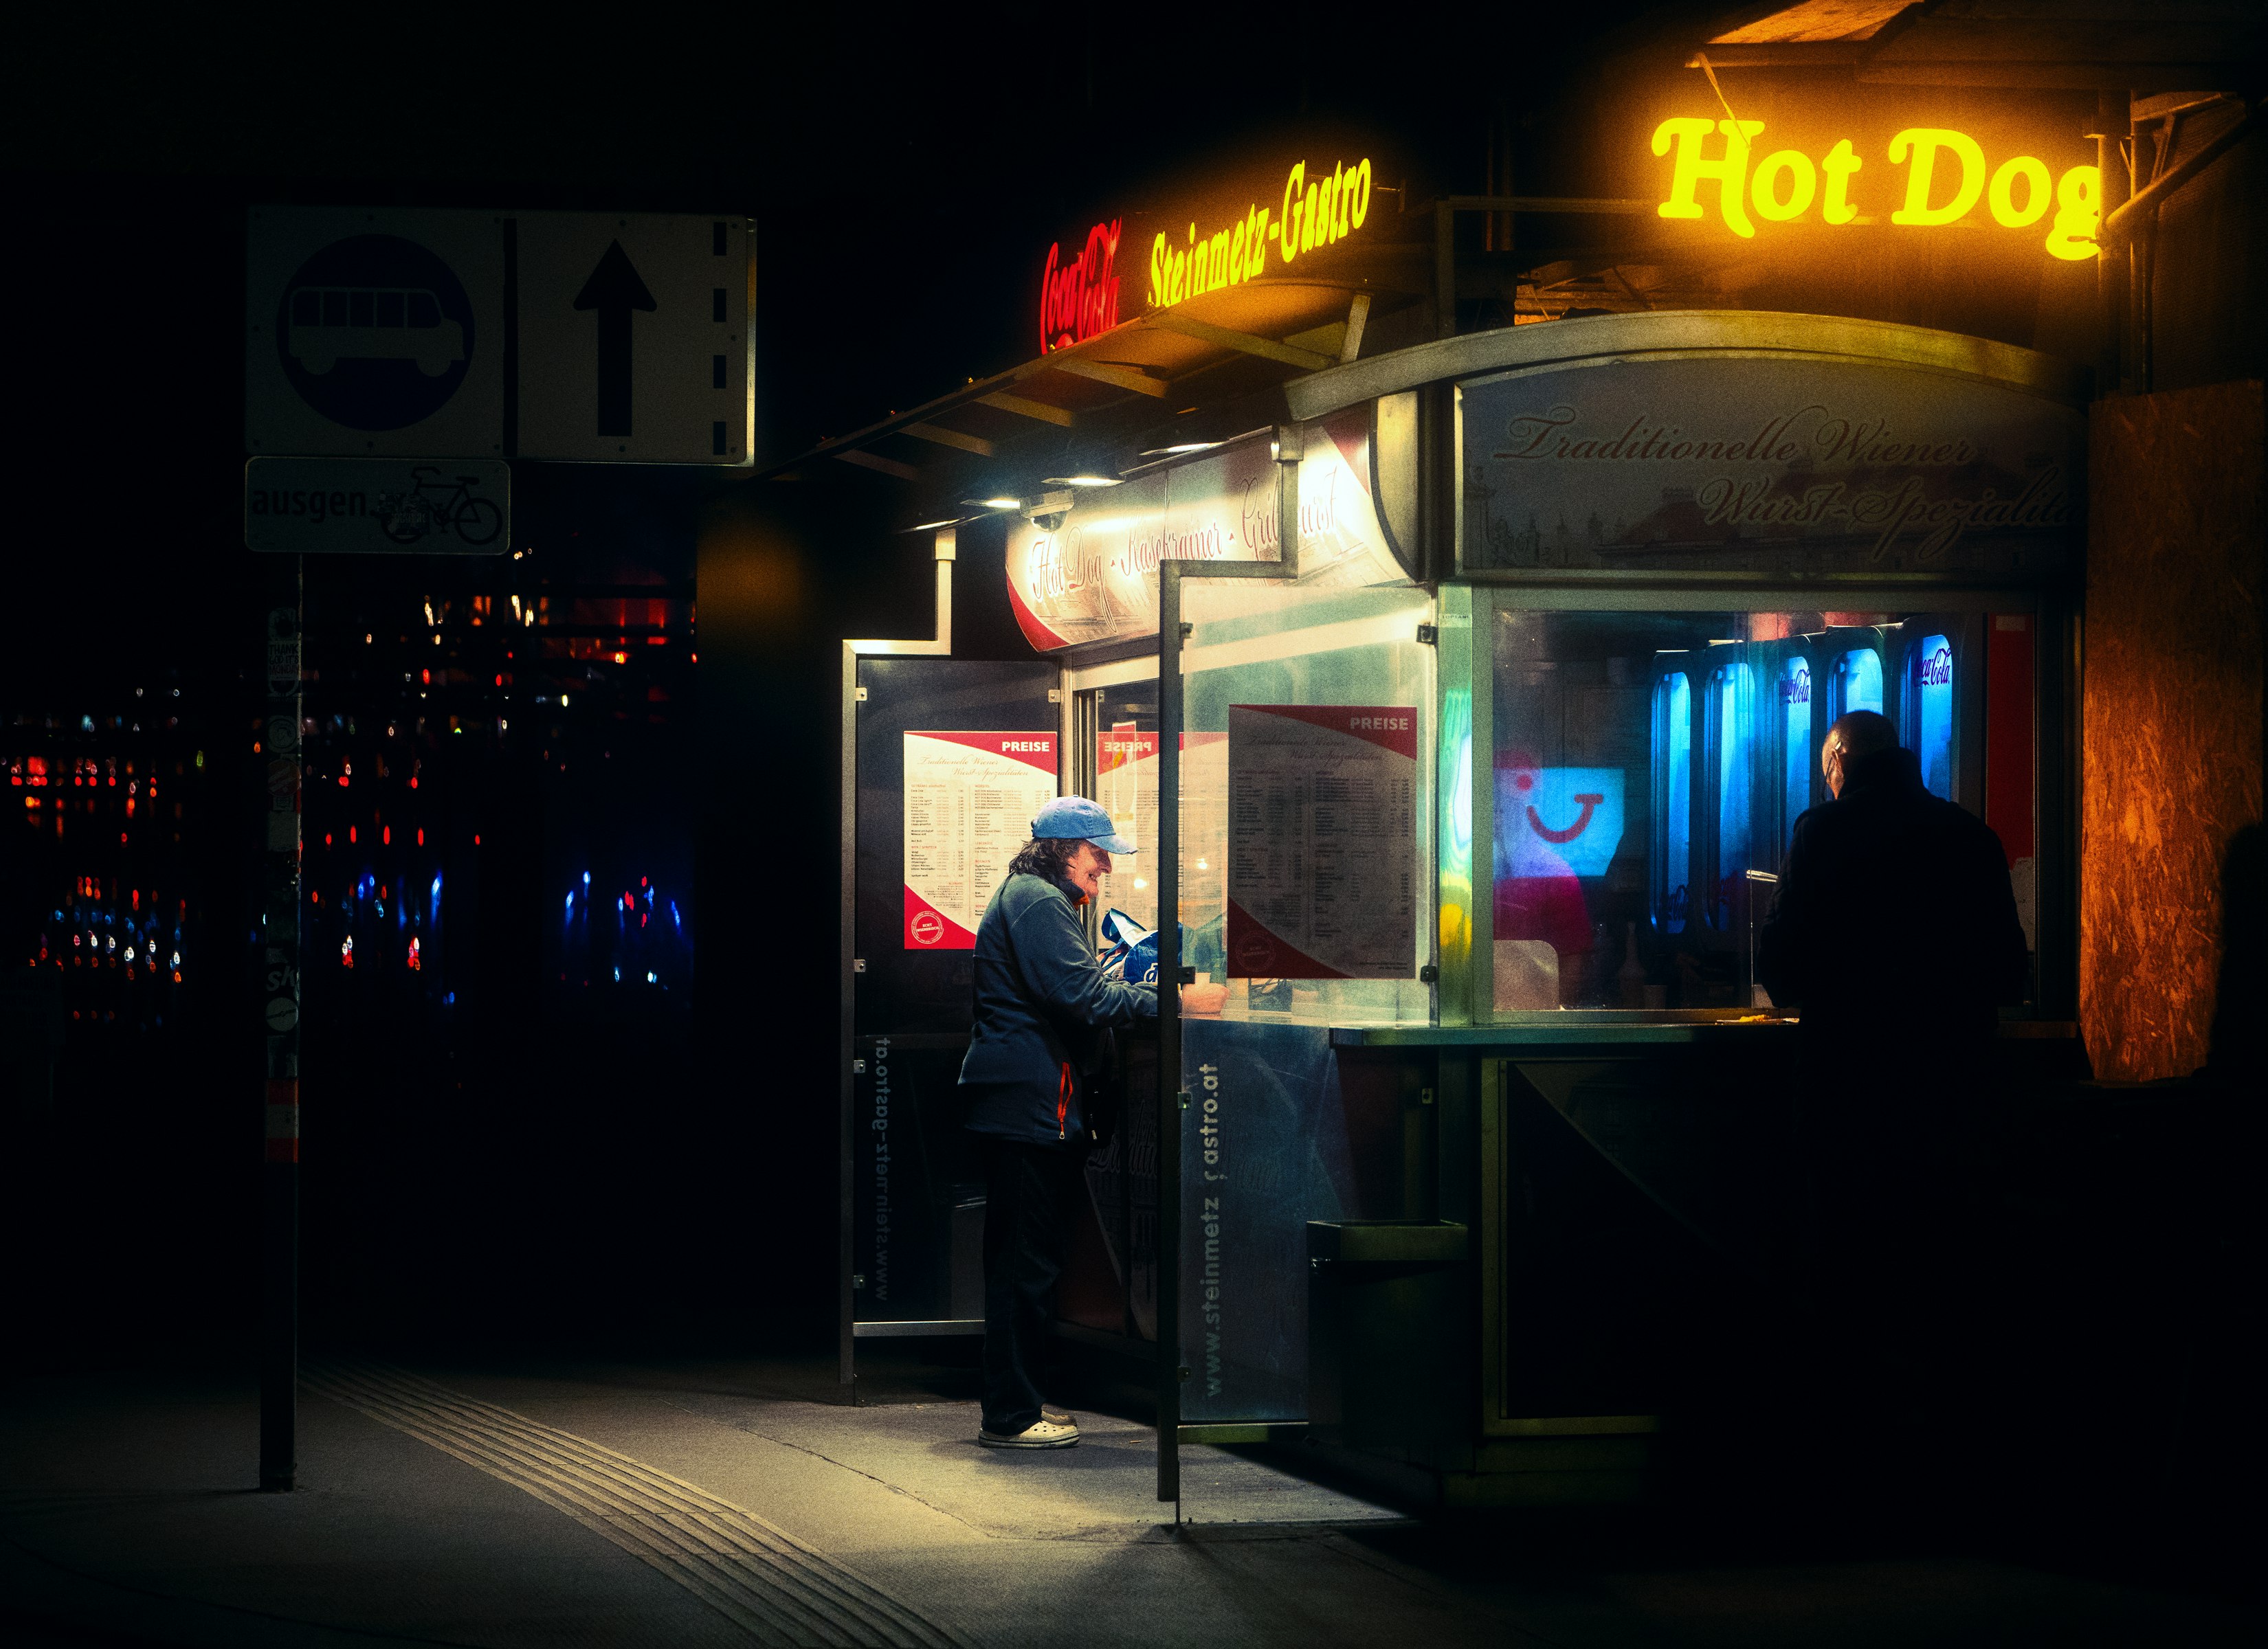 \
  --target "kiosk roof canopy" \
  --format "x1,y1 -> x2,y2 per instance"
766,258 -> 1412,512
1700,0 -> 2265,89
